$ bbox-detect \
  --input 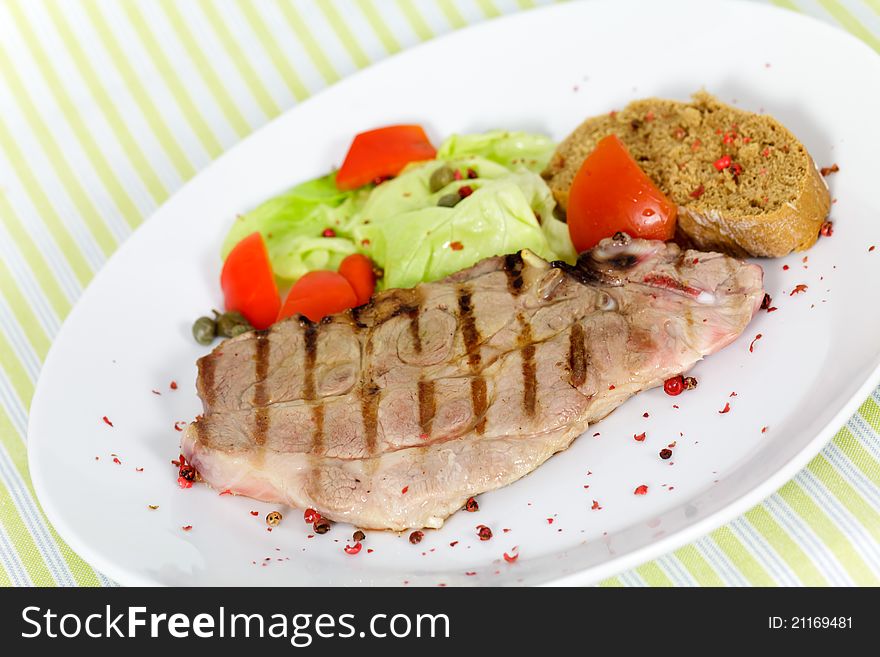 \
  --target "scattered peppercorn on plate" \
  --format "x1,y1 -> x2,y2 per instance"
28,0 -> 880,586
